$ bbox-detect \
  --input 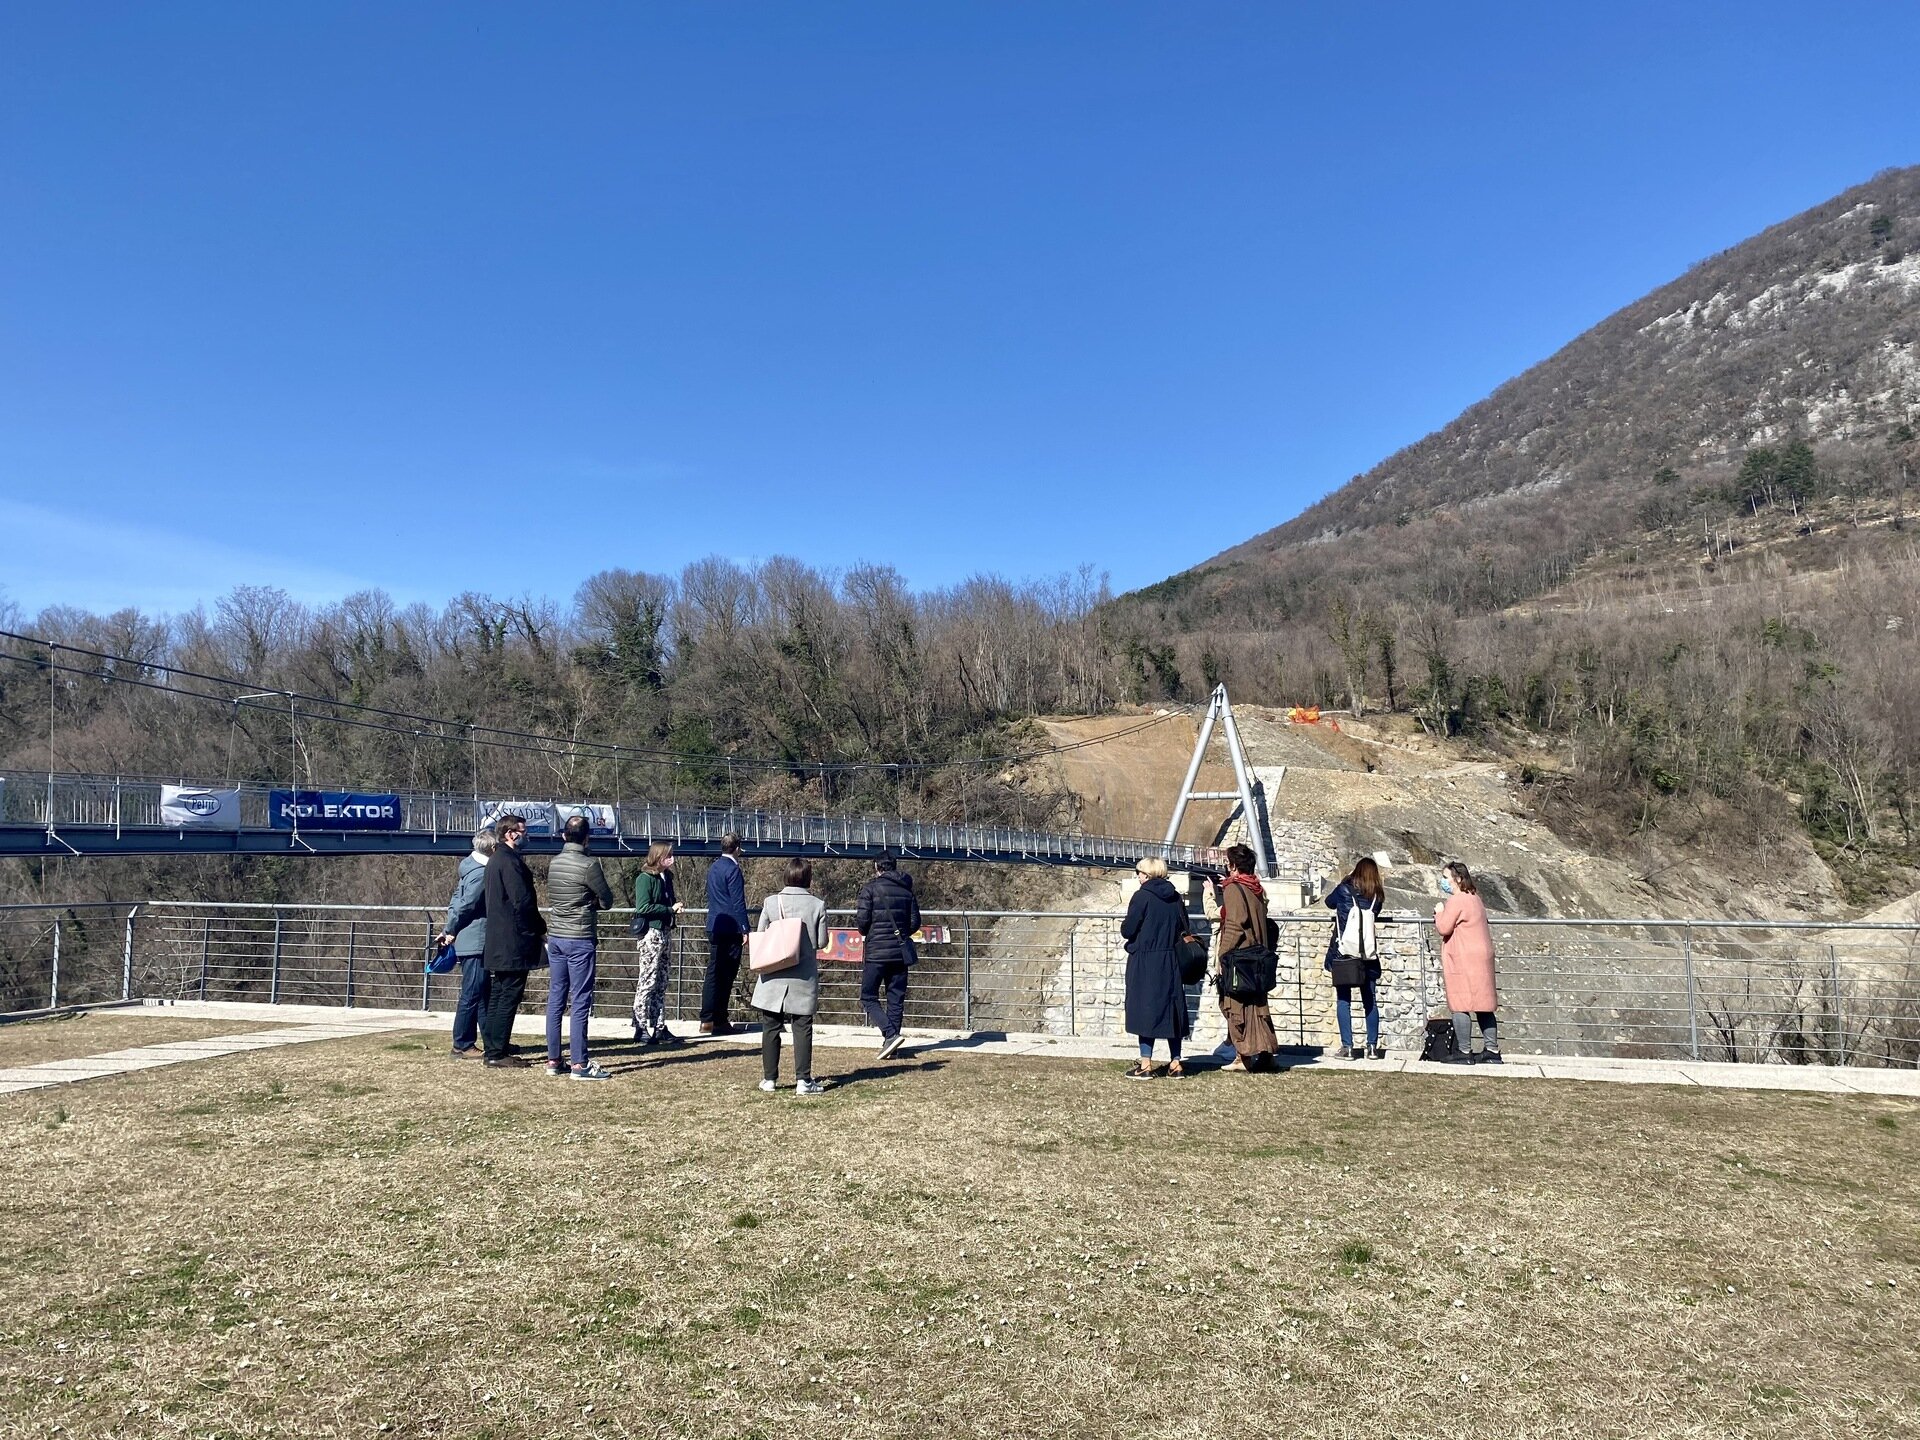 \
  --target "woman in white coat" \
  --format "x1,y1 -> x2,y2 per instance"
754,860 -> 829,1096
